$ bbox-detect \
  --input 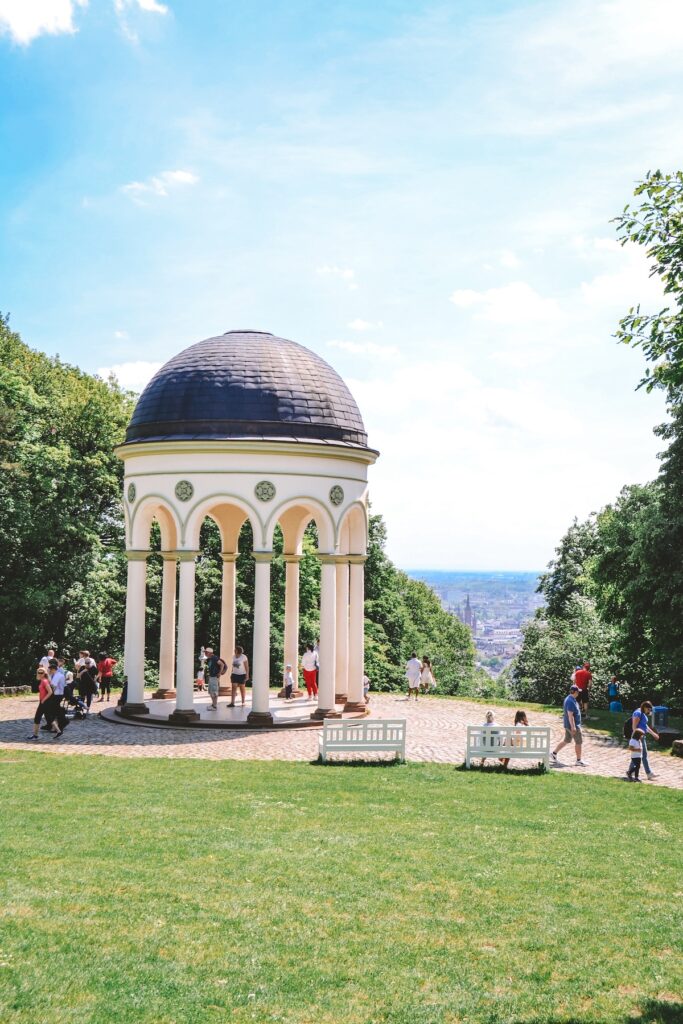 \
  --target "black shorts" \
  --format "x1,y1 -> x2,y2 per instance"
577,690 -> 589,704
231,674 -> 246,685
